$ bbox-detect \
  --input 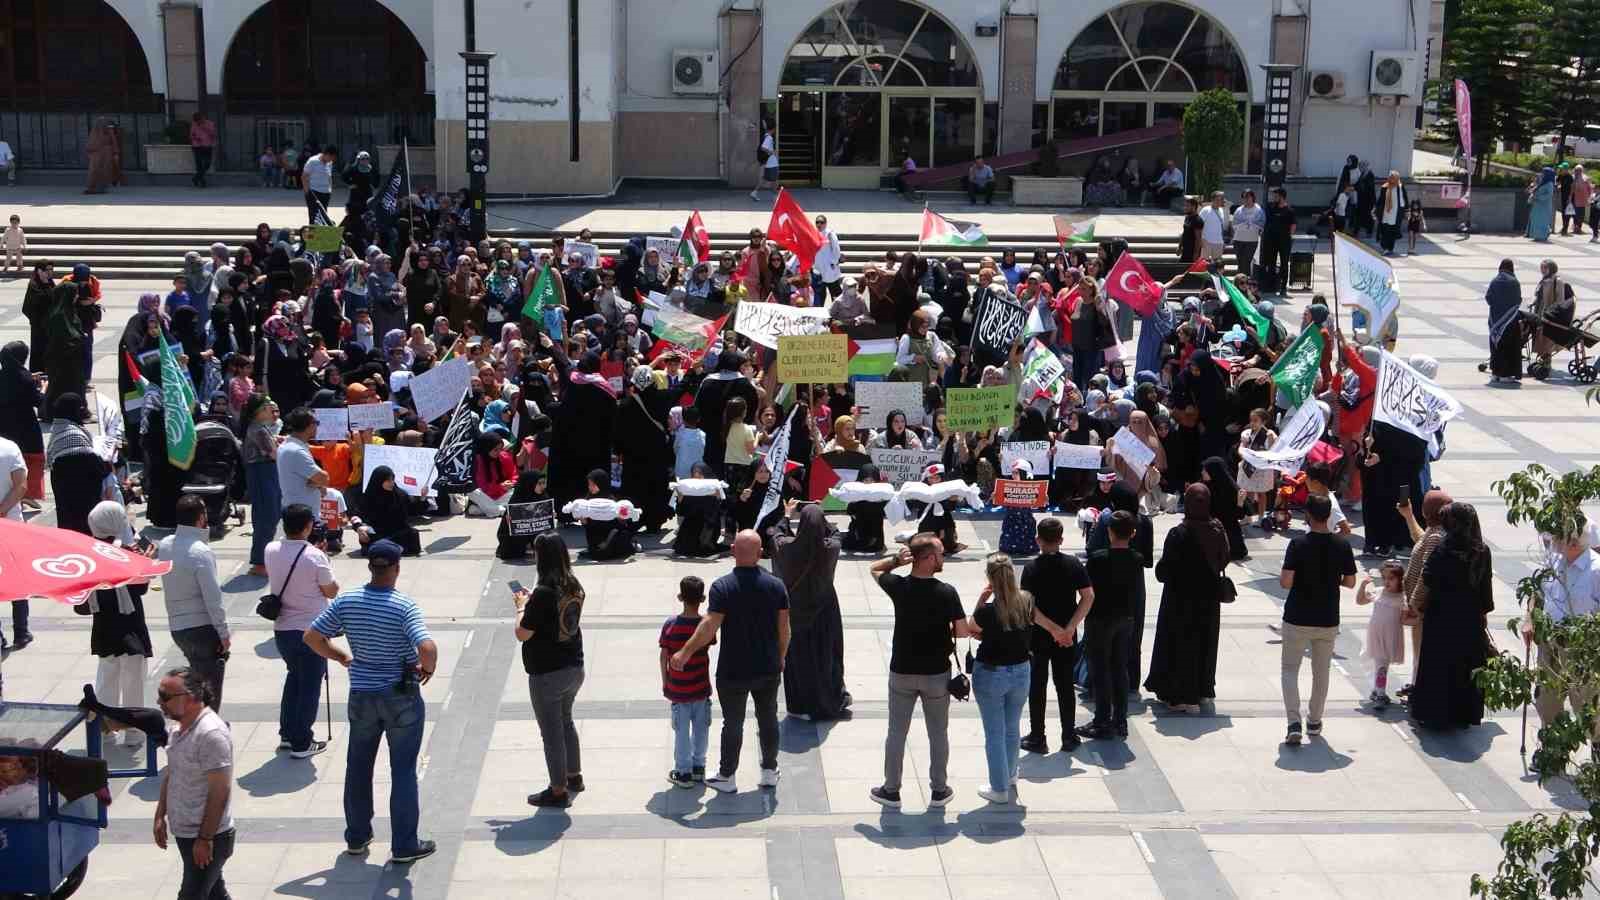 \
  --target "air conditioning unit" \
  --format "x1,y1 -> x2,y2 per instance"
671,49 -> 718,95
1369,51 -> 1419,97
1308,70 -> 1345,100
